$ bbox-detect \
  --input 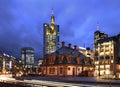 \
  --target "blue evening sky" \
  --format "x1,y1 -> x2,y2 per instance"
0,0 -> 120,62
